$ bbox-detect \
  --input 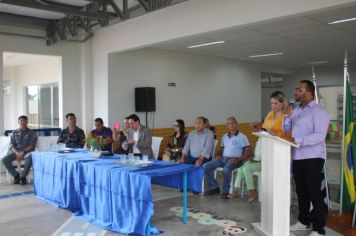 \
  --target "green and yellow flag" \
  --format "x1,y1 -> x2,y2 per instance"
342,79 -> 356,212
